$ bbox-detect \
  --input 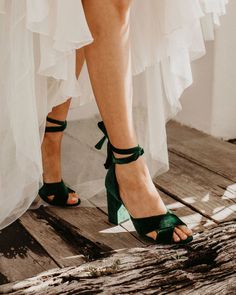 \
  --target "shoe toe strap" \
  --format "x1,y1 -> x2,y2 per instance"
67,187 -> 76,194
40,181 -> 69,206
155,227 -> 175,244
53,187 -> 69,206
159,210 -> 186,228
155,212 -> 186,244
132,210 -> 187,243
